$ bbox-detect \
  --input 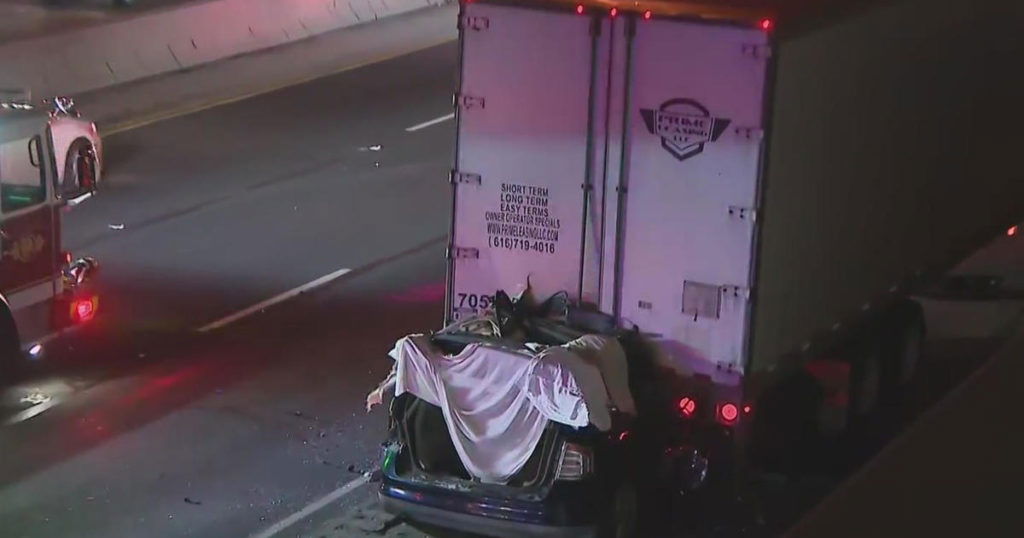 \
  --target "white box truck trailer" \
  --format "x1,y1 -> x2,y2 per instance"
381,0 -> 1023,534
445,0 -> 1021,434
